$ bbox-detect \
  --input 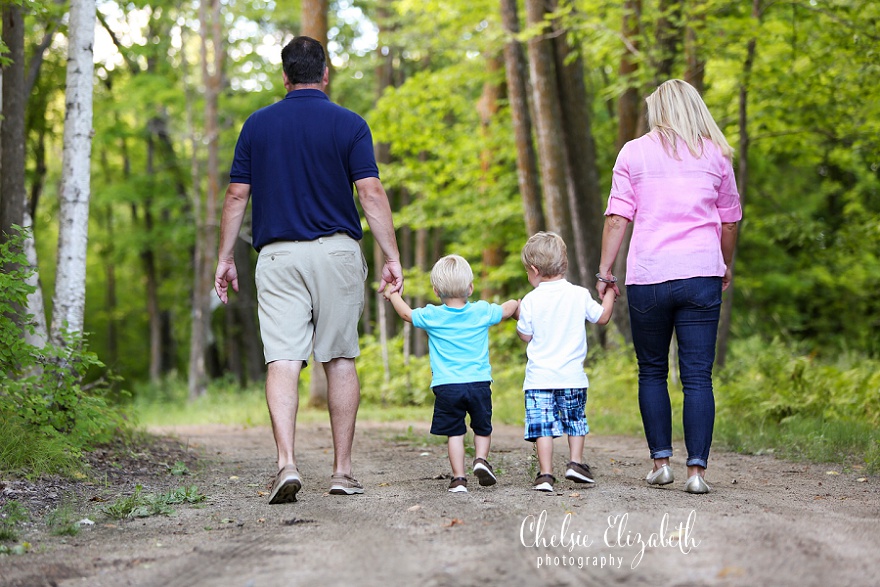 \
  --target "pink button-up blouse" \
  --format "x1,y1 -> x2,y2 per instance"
605,133 -> 742,285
